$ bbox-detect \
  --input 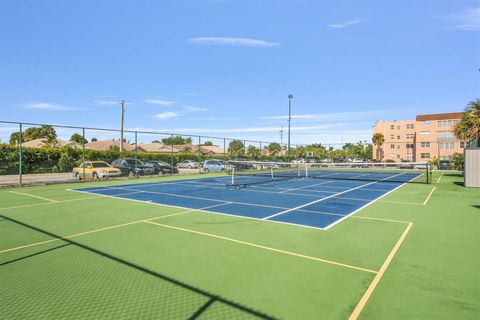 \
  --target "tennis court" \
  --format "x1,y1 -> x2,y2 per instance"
1,170 -> 478,320
71,168 -> 422,230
